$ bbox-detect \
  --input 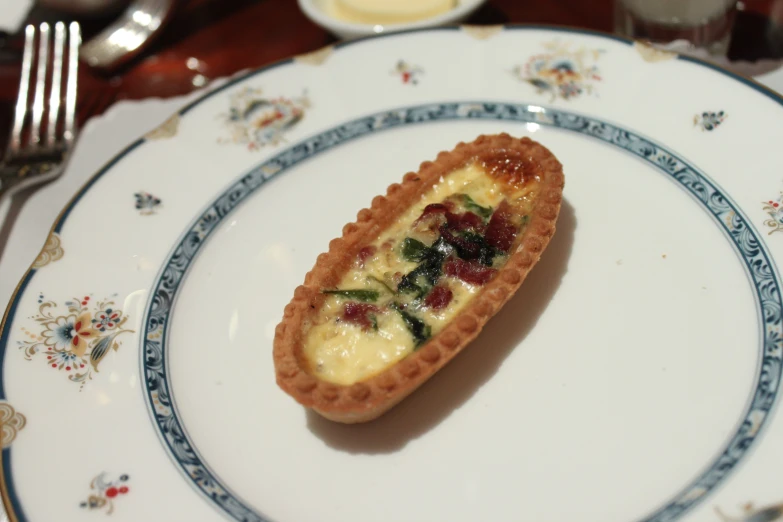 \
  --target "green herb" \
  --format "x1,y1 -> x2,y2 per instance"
366,275 -> 396,295
398,269 -> 433,297
401,237 -> 429,262
322,289 -> 379,302
369,314 -> 379,331
459,231 -> 498,266
390,303 -> 431,347
398,238 -> 454,297
461,194 -> 493,219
